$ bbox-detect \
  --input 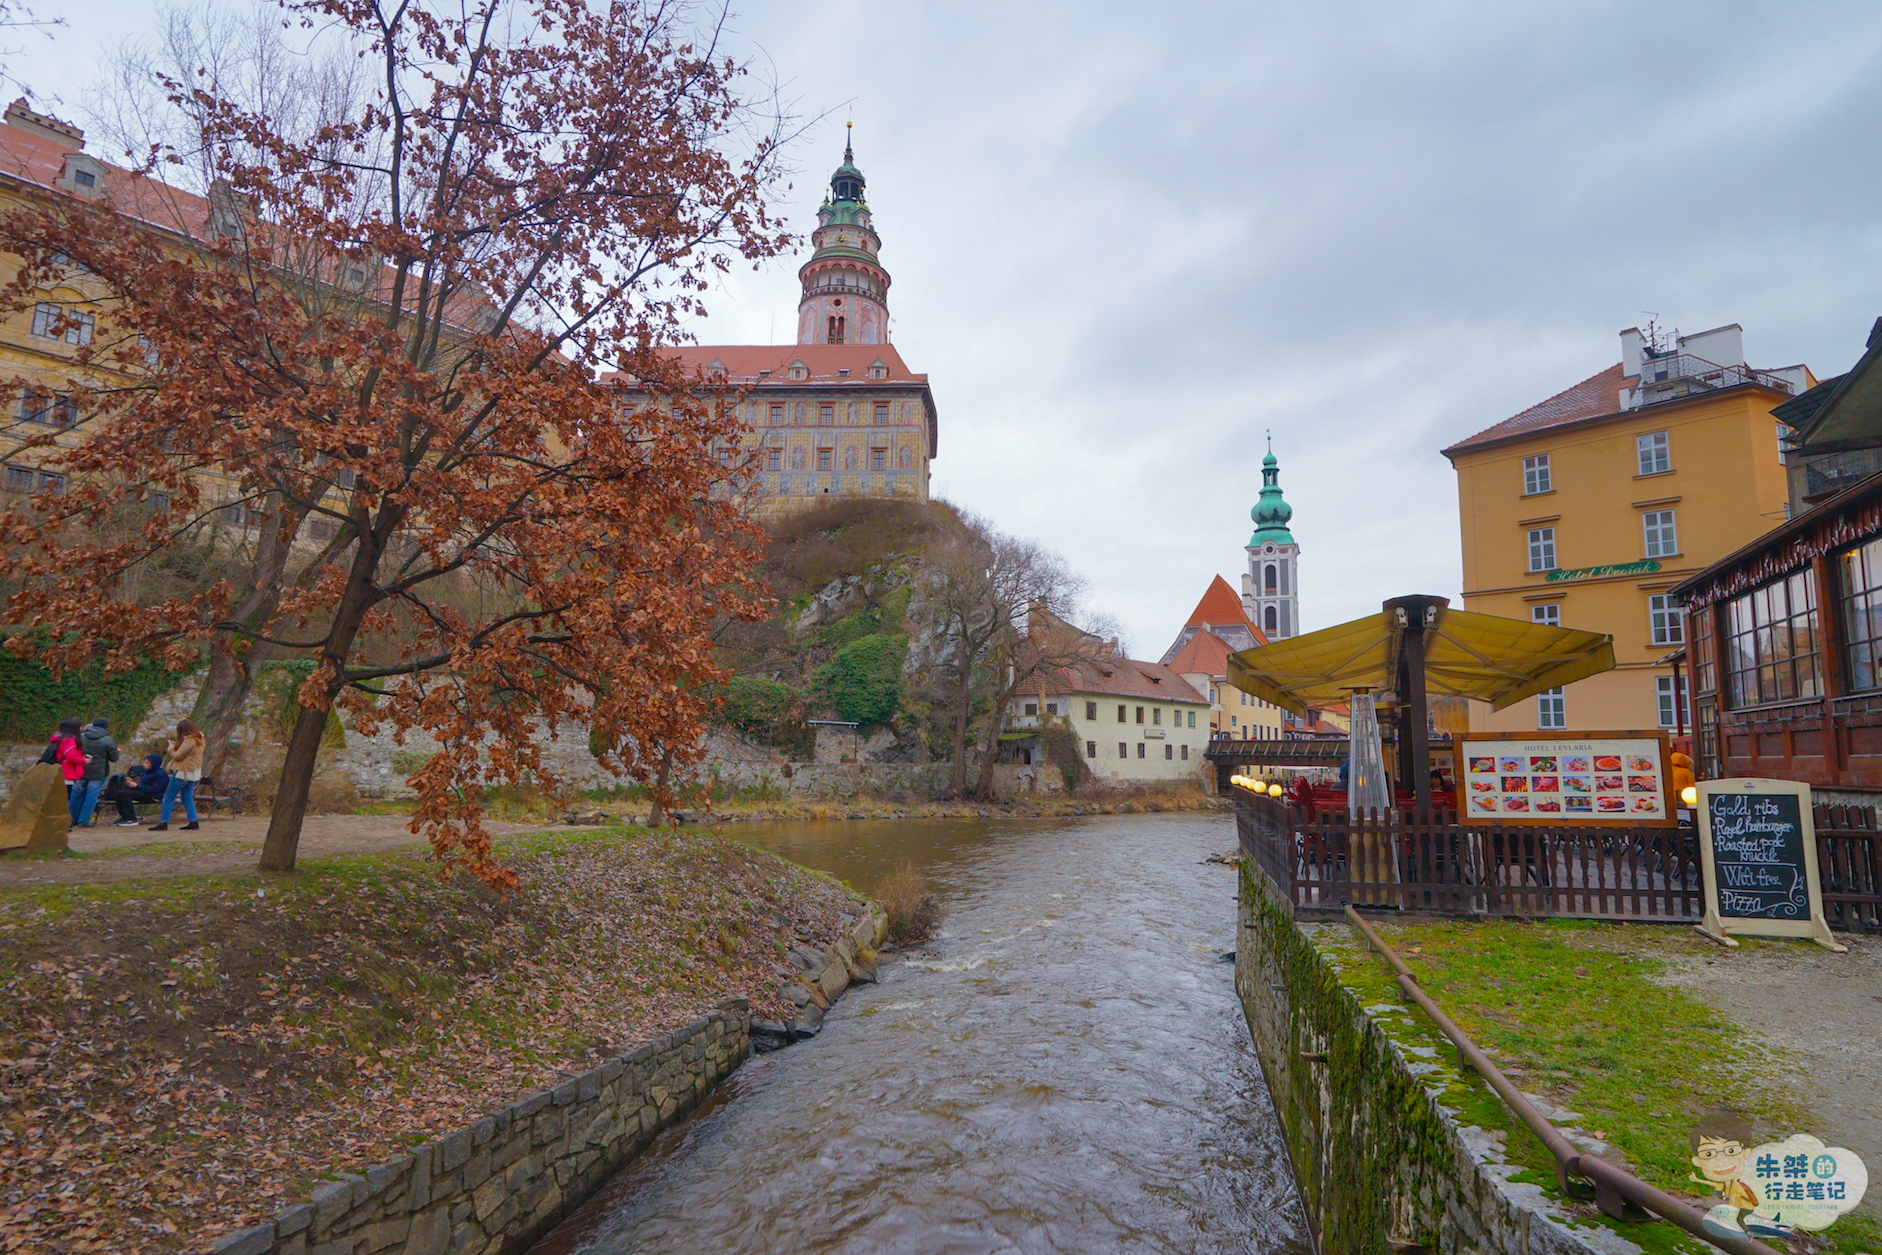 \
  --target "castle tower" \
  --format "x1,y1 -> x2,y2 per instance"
1241,438 -> 1300,639
796,125 -> 891,346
